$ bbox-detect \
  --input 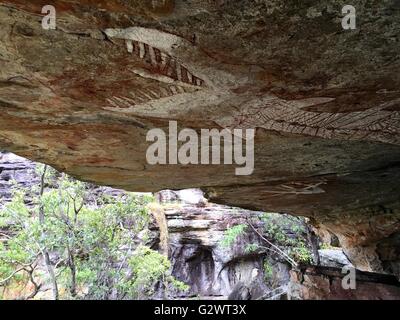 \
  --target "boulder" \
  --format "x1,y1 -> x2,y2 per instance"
318,249 -> 353,268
